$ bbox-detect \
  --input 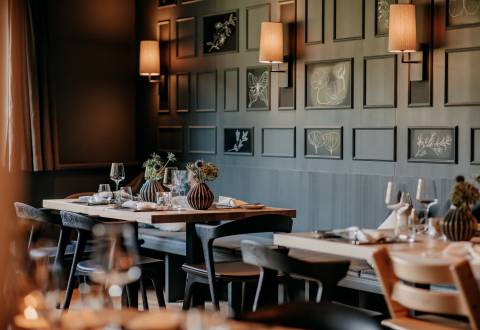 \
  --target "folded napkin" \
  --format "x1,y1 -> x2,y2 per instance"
121,201 -> 157,211
216,196 -> 247,208
332,226 -> 392,244
443,242 -> 480,260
